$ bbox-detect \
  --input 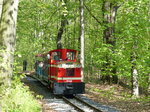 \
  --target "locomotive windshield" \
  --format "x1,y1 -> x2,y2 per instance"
52,52 -> 61,60
67,52 -> 75,60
